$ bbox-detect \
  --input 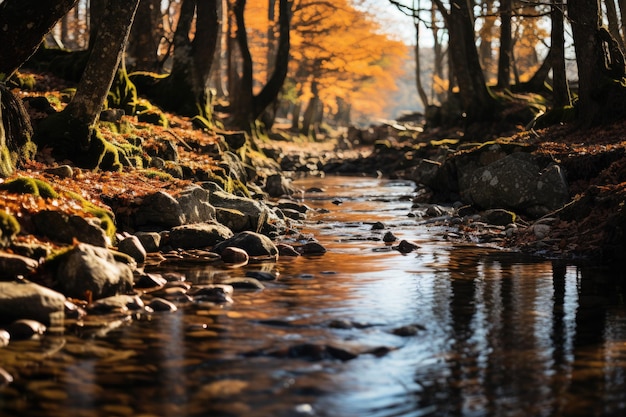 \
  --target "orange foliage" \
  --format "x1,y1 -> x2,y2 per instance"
245,0 -> 408,121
